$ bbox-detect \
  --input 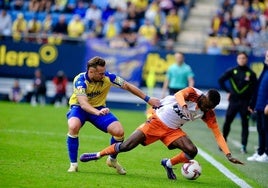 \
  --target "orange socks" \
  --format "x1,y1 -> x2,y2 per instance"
170,152 -> 190,165
100,143 -> 117,157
